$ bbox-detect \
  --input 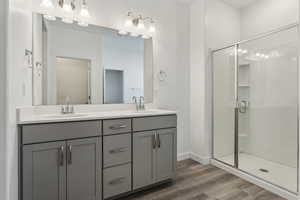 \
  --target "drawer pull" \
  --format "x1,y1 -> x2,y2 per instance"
109,147 -> 127,154
109,124 -> 127,130
108,177 -> 126,185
